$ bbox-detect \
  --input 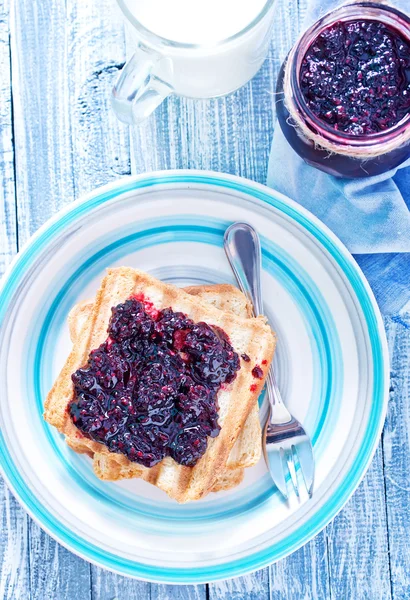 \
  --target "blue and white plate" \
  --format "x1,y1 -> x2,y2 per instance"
0,171 -> 388,583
